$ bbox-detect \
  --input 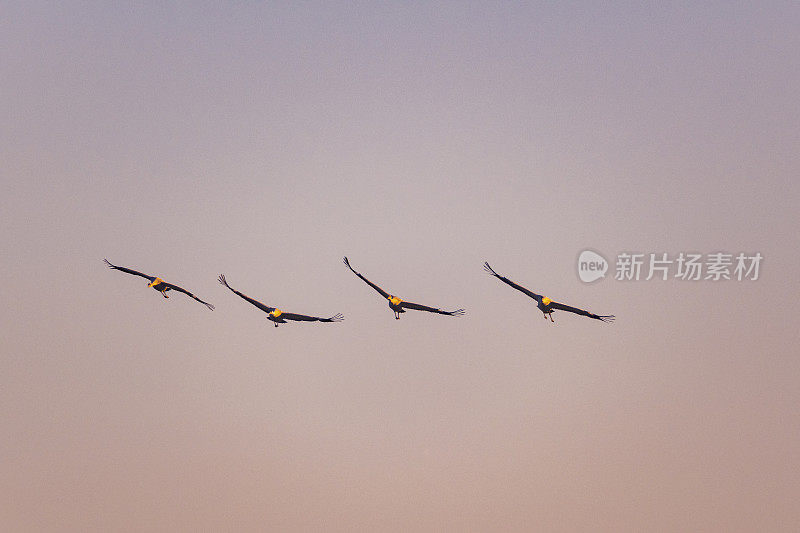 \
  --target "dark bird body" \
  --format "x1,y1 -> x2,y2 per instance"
218,274 -> 343,327
343,257 -> 465,320
484,262 -> 614,323
104,258 -> 214,310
